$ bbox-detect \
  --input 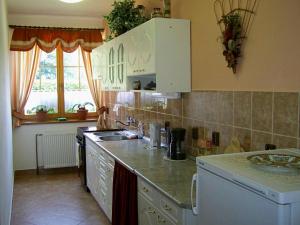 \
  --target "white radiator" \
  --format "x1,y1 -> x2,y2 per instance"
37,133 -> 76,169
